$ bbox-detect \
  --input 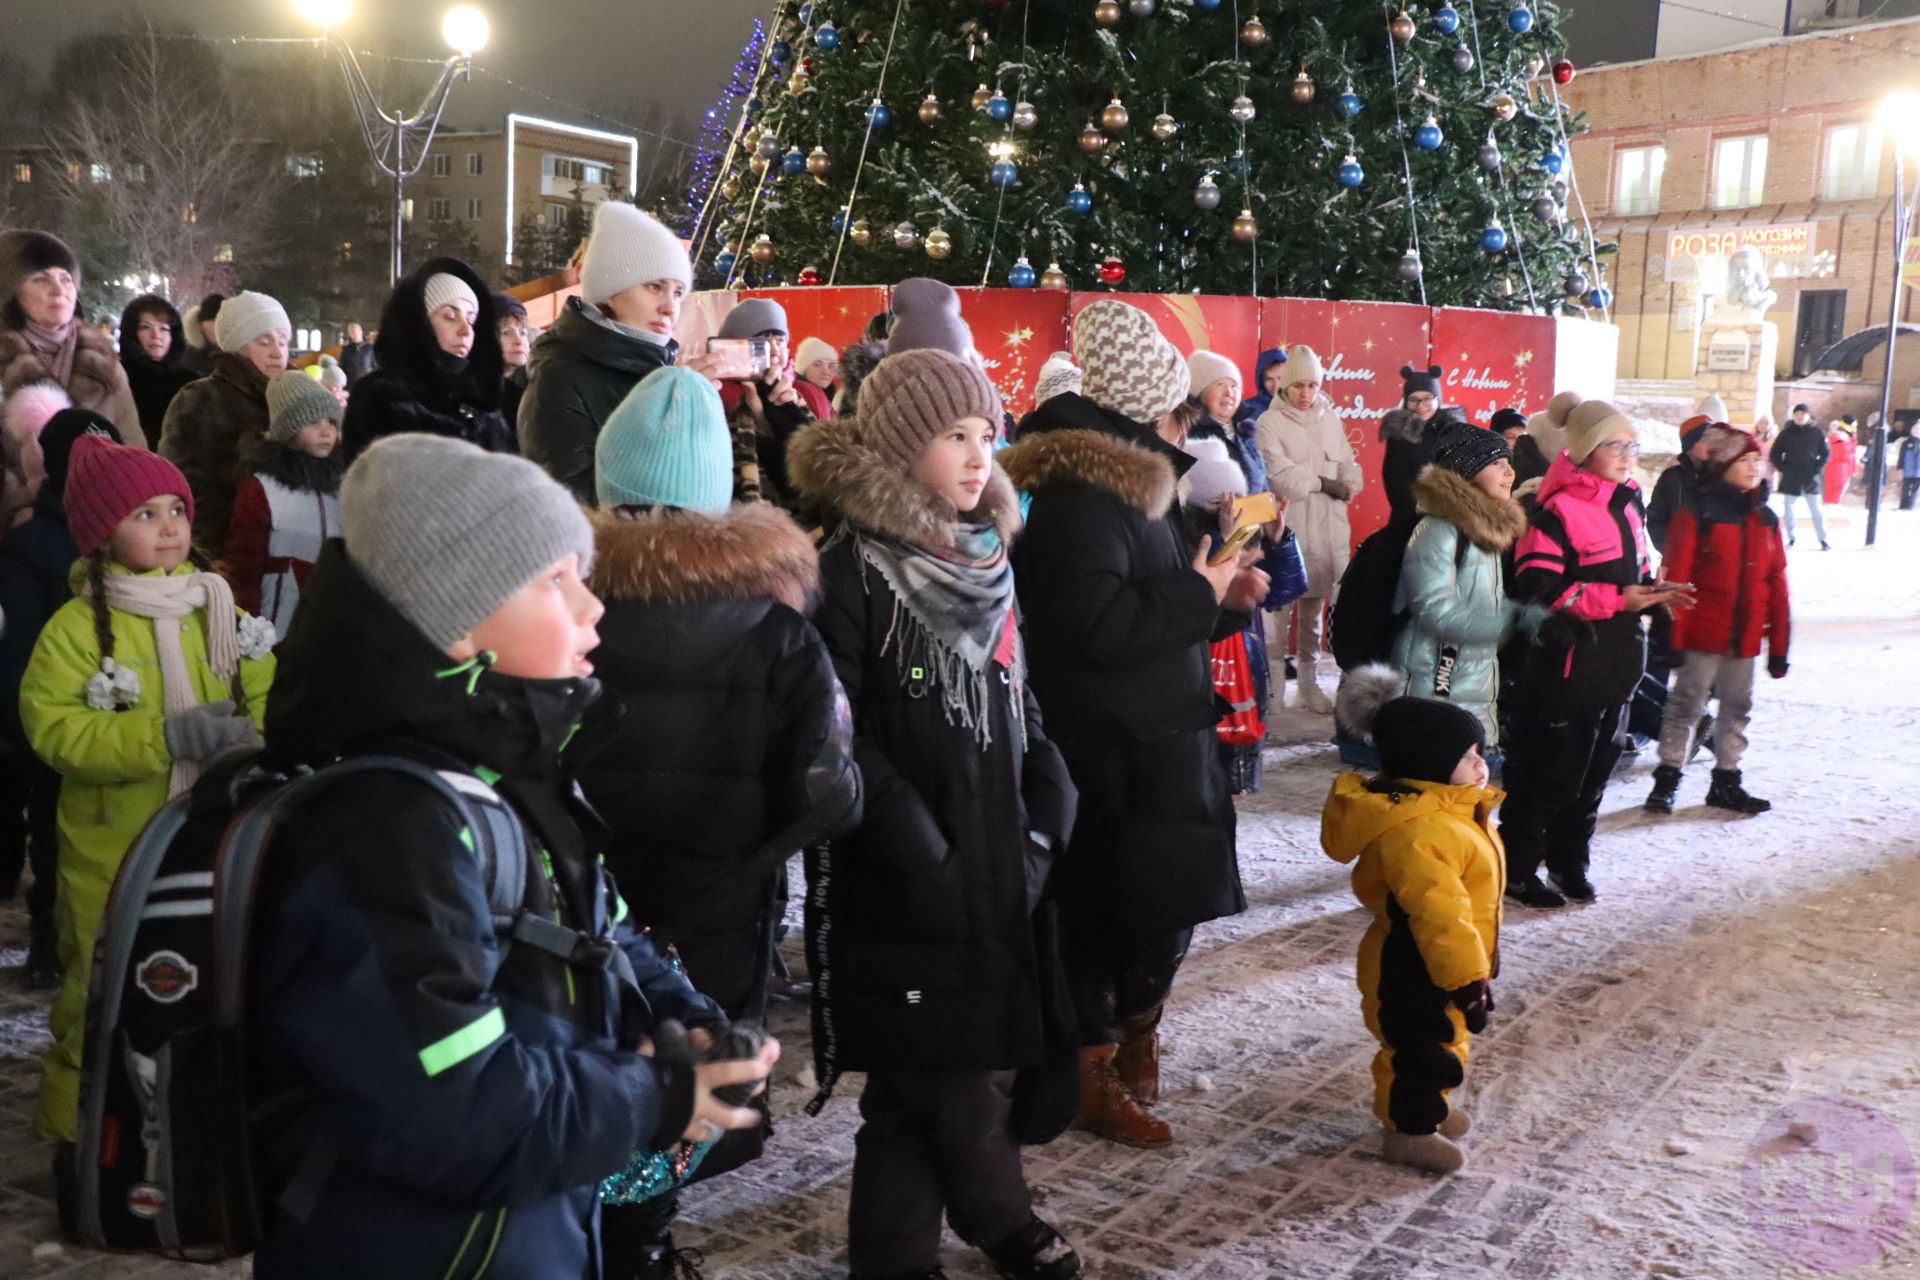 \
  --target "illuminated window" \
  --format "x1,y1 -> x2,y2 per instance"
1824,123 -> 1883,200
1615,146 -> 1665,216
1712,134 -> 1768,209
